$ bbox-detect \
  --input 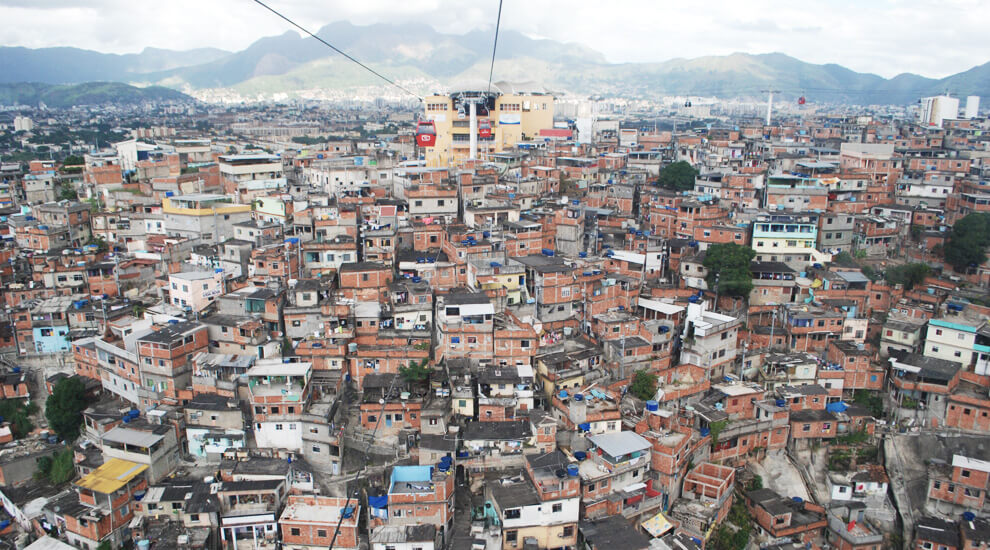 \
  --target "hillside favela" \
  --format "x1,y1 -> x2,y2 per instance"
1,2 -> 990,550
